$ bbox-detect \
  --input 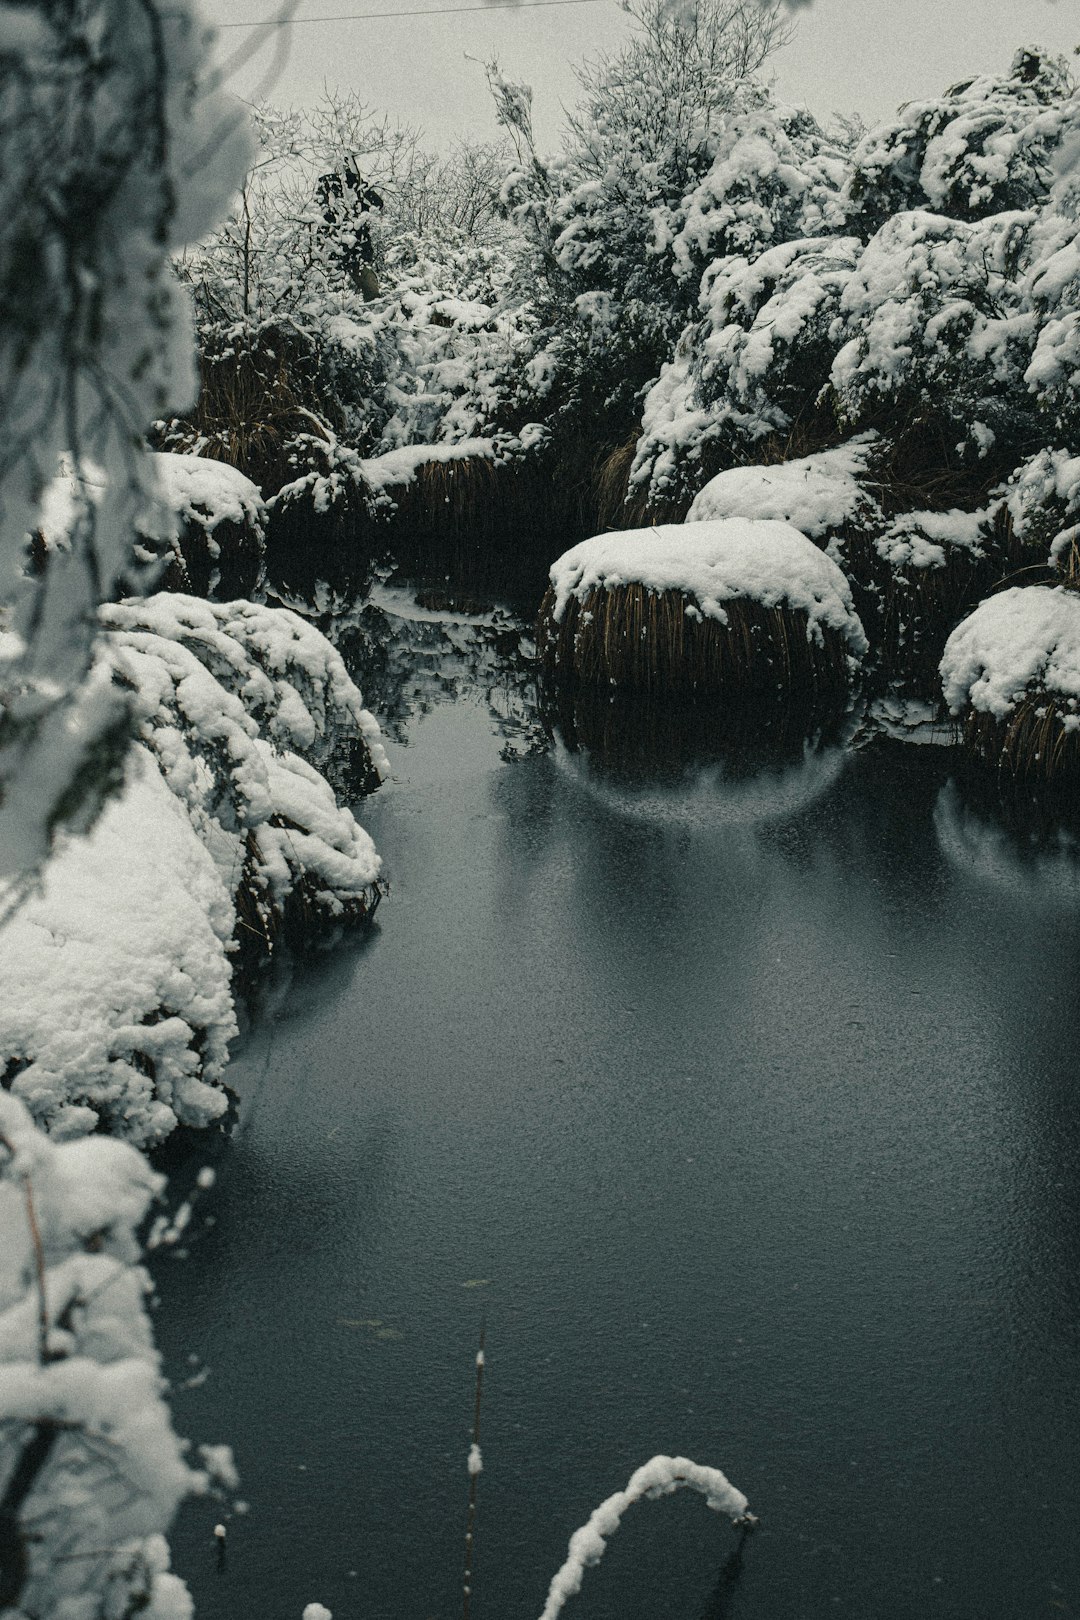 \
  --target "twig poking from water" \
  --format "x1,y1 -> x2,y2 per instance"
462,1323 -> 486,1620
